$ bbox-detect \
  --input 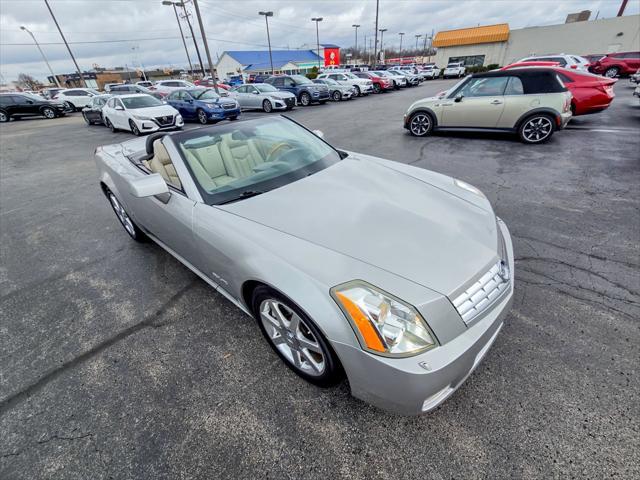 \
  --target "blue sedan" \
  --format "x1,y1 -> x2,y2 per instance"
166,88 -> 240,125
